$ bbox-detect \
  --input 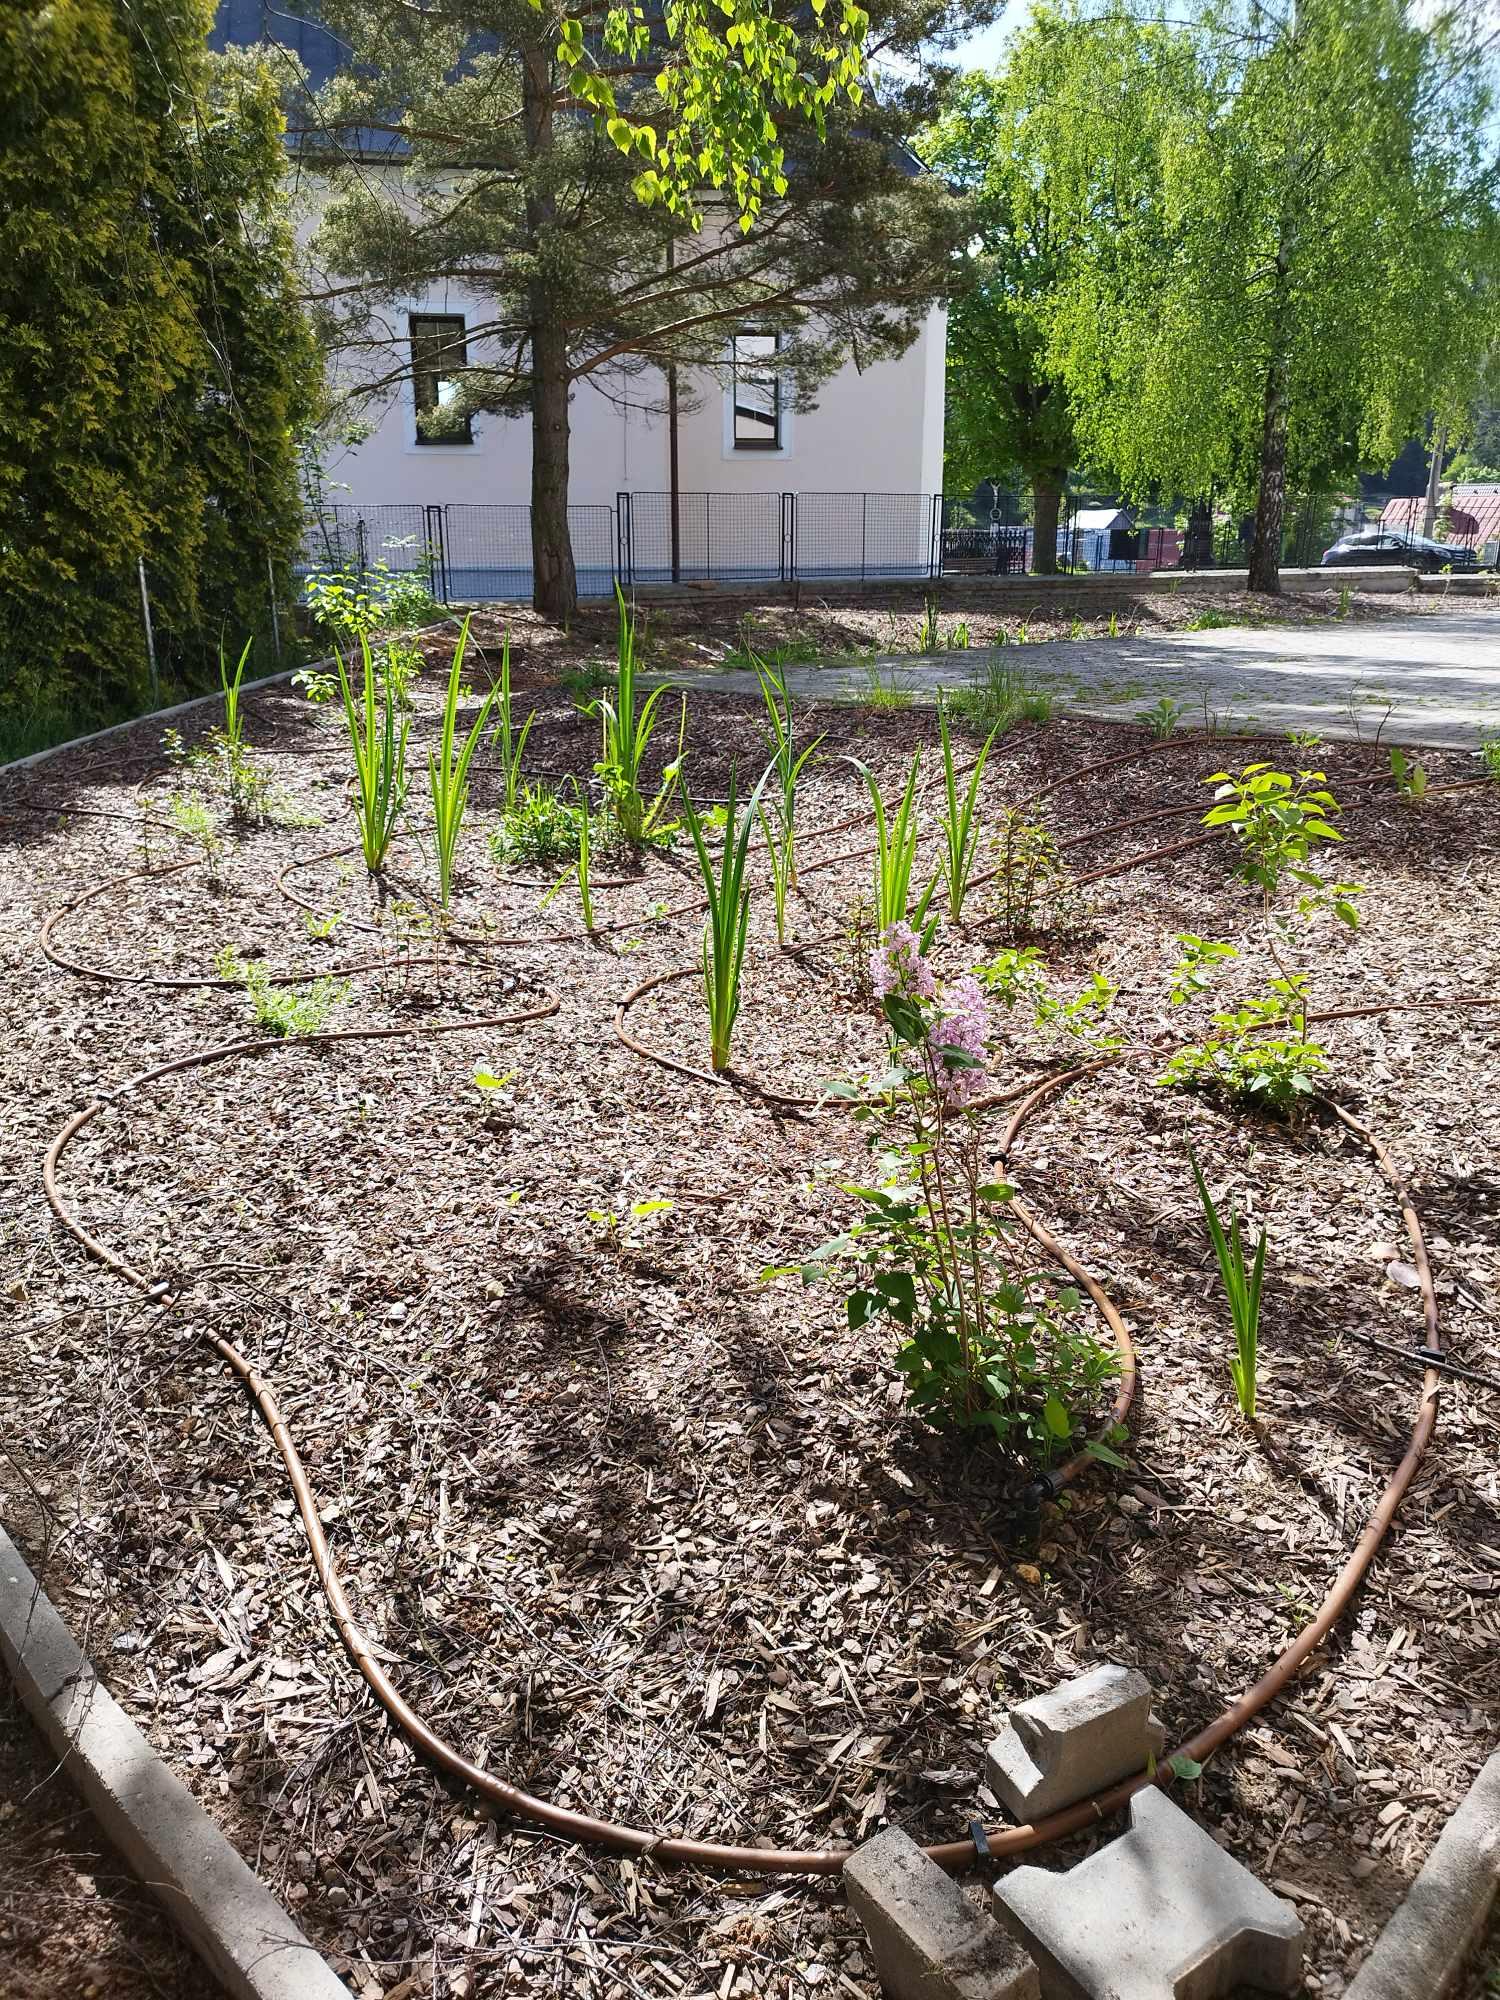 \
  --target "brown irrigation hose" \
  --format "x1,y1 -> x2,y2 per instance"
41,1005 -> 1447,1876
